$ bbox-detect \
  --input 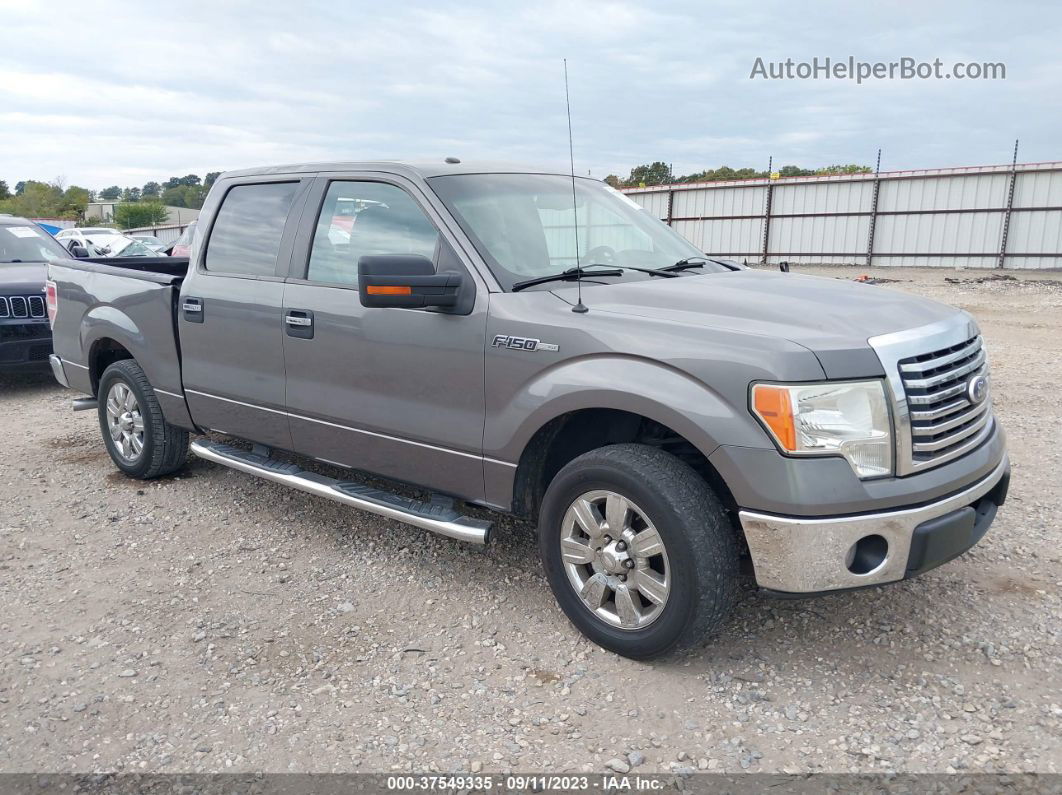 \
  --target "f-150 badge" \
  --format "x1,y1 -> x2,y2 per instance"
491,334 -> 559,352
